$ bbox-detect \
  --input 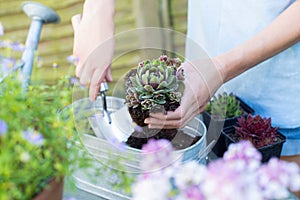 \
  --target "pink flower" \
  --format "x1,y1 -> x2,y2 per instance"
223,140 -> 261,171
258,158 -> 300,199
182,186 -> 205,200
140,139 -> 181,172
